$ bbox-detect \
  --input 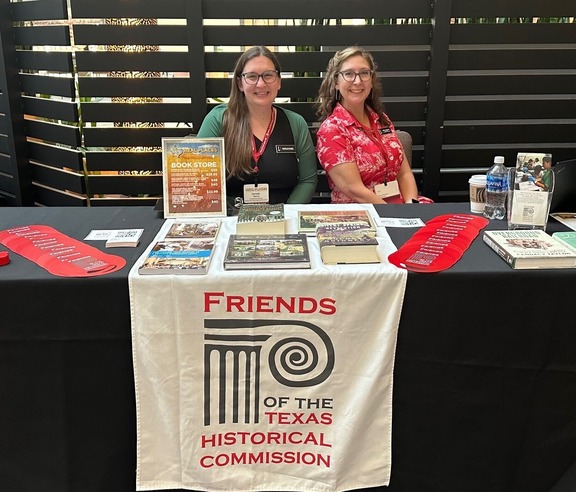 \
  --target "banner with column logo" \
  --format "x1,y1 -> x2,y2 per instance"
129,218 -> 407,491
